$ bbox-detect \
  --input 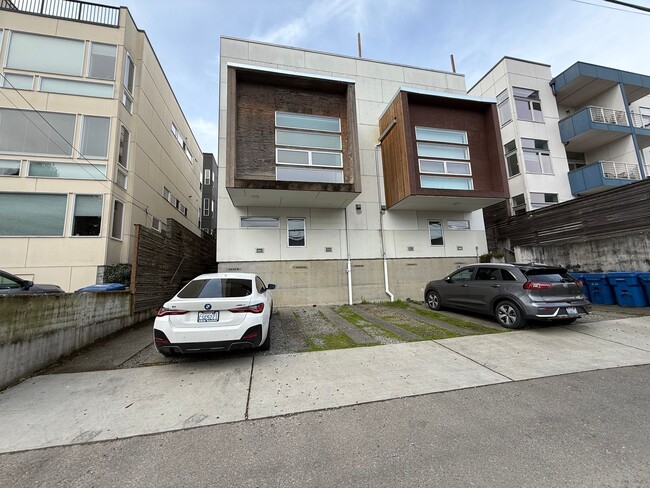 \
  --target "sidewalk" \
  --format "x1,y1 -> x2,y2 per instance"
1,316 -> 648,454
